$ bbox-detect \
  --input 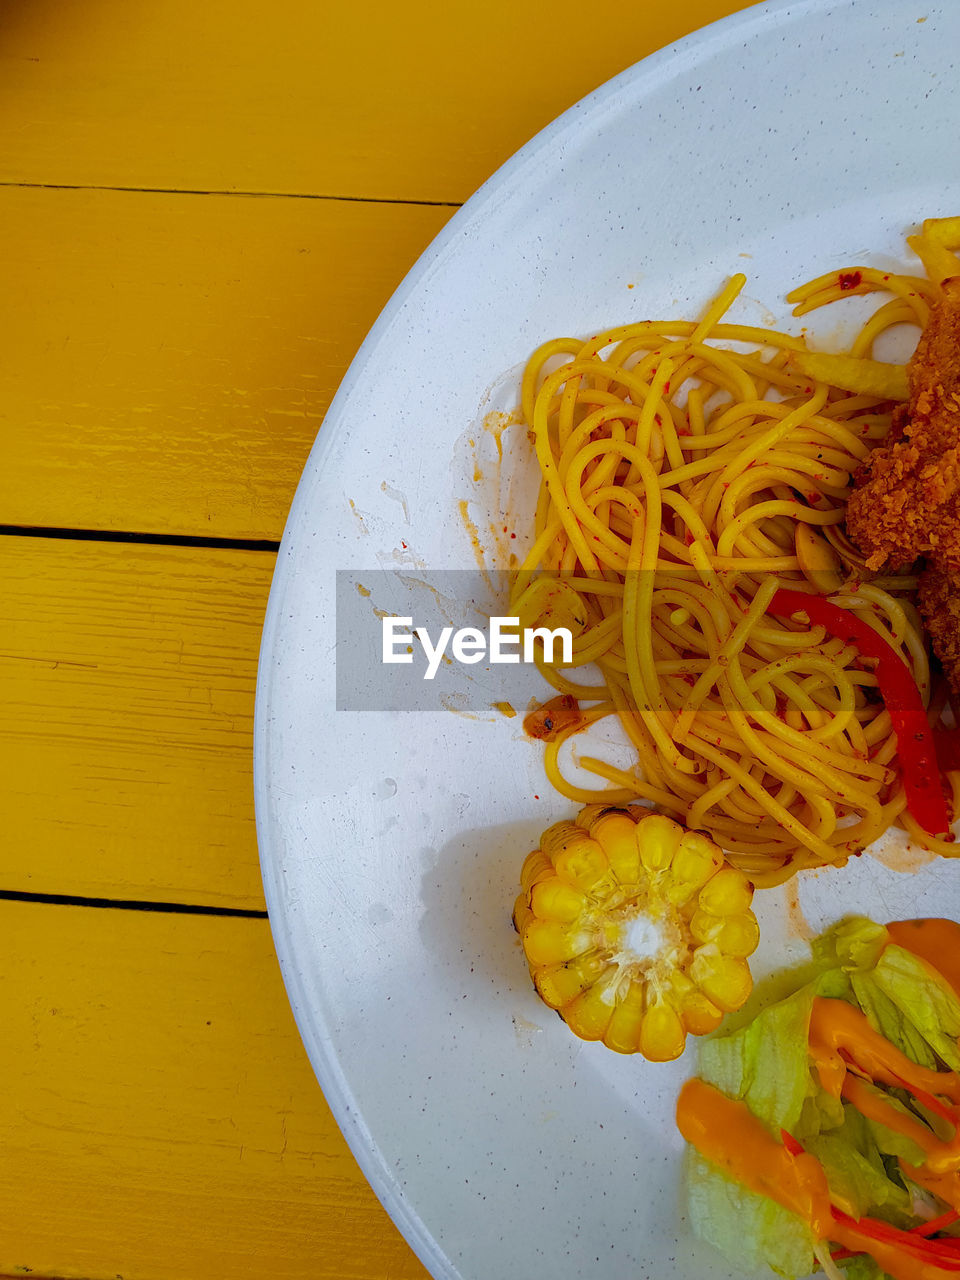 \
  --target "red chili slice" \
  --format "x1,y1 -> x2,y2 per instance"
767,588 -> 950,837
780,1128 -> 805,1156
912,1209 -> 960,1238
832,1209 -> 960,1268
